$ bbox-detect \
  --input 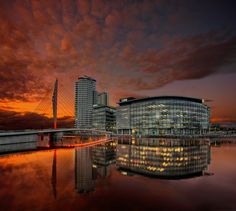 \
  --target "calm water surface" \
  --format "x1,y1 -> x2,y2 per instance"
0,138 -> 236,211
